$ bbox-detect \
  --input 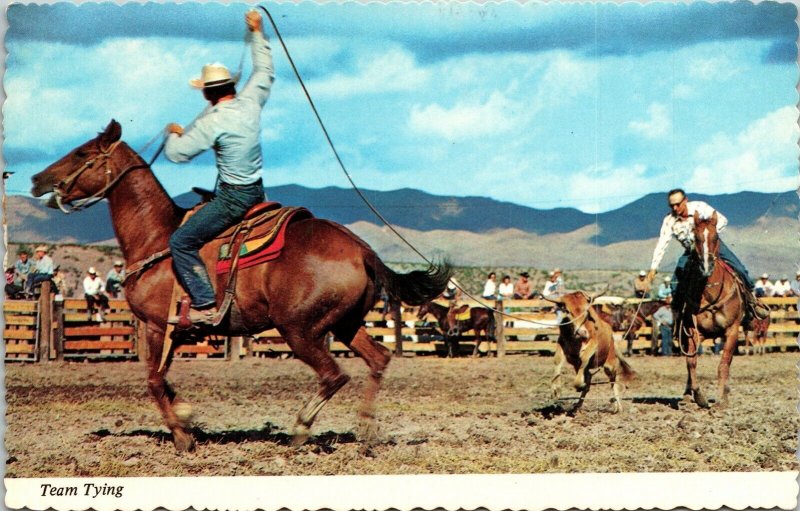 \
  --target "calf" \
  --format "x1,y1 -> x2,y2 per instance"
744,313 -> 770,355
547,291 -> 636,413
